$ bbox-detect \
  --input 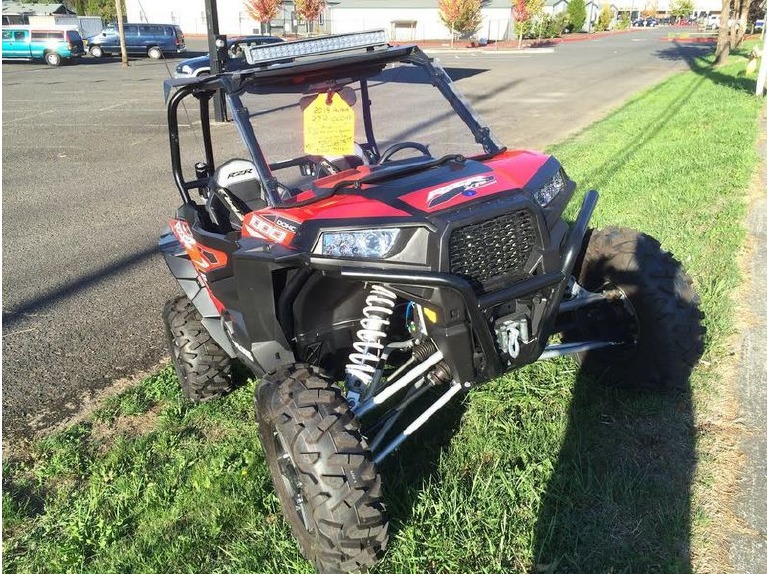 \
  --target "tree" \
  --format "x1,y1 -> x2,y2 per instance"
595,3 -> 613,30
294,0 -> 325,34
439,0 -> 483,47
714,0 -> 731,65
244,0 -> 283,34
65,0 -> 120,20
670,0 -> 694,20
730,0 -> 752,49
640,0 -> 658,18
566,0 -> 586,31
524,0 -> 546,39
511,0 -> 530,46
